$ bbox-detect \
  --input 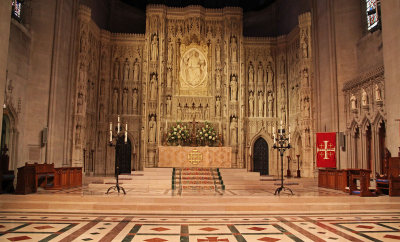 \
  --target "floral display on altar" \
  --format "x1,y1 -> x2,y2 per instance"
166,121 -> 221,146
166,122 -> 190,145
196,122 -> 218,146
